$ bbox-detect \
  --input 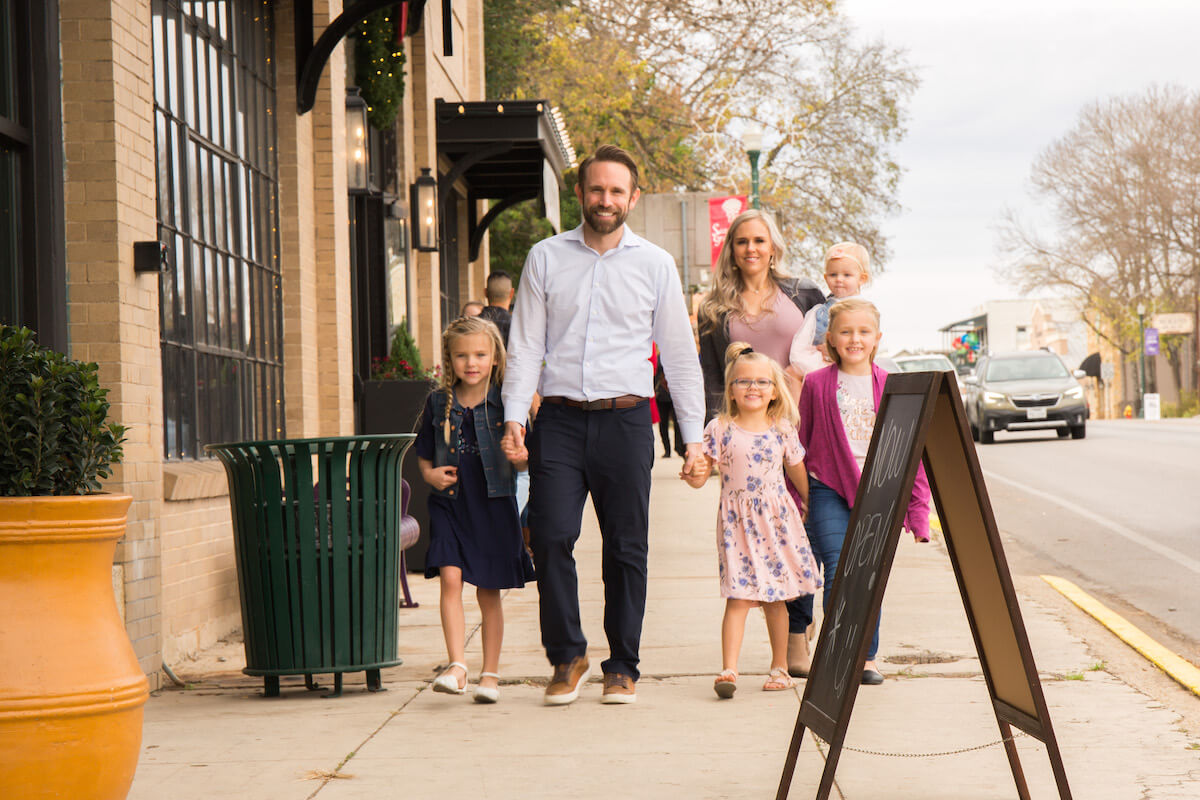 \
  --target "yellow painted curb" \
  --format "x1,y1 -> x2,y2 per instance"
1041,575 -> 1200,698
